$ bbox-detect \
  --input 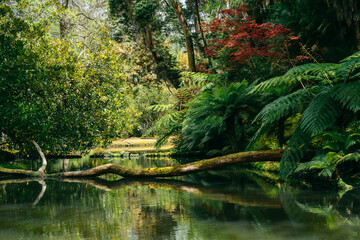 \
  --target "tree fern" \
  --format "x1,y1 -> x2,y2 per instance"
180,81 -> 260,153
251,52 -> 360,180
247,87 -> 316,149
